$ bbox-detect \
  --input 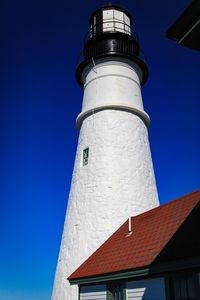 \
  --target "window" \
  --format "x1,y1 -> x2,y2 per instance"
83,147 -> 89,166
107,283 -> 126,300
169,273 -> 200,300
